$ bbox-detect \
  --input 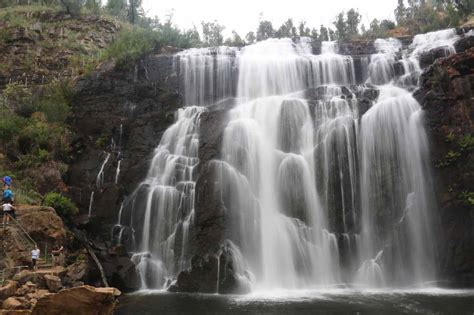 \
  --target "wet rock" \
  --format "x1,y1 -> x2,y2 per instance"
337,40 -> 376,55
419,46 -> 453,68
0,281 -> 18,300
174,252 -> 250,294
32,285 -> 121,315
454,35 -> 474,53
